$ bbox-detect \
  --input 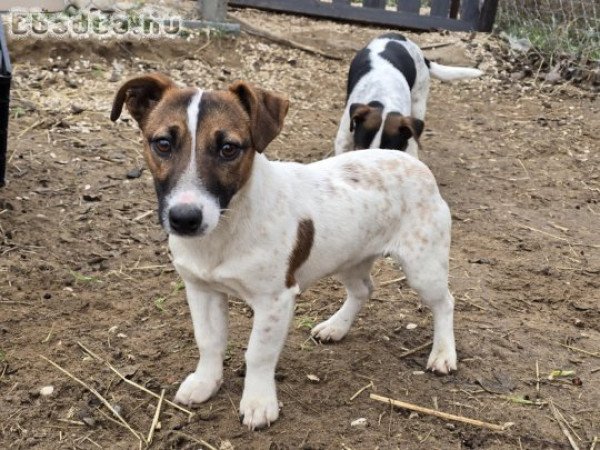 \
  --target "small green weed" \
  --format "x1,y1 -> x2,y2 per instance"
11,107 -> 26,119
296,316 -> 316,331
70,271 -> 102,283
154,296 -> 166,311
